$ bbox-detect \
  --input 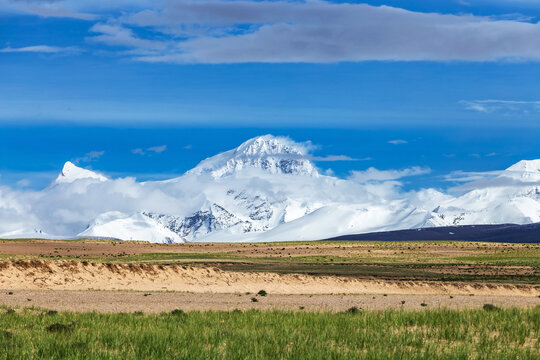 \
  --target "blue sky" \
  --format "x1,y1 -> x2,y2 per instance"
2,0 -> 540,189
